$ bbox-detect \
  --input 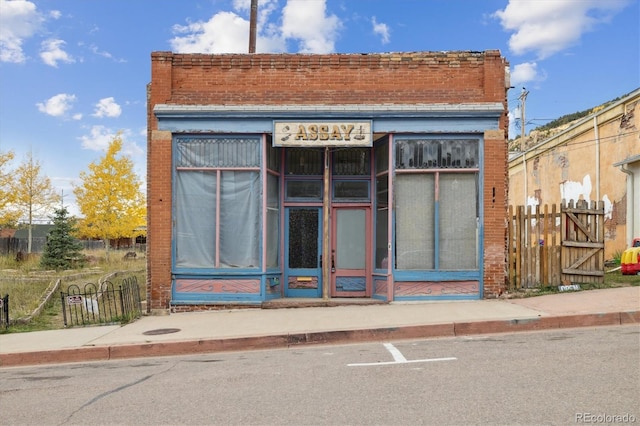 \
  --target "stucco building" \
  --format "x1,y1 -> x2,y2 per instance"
508,88 -> 640,260
146,50 -> 510,312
